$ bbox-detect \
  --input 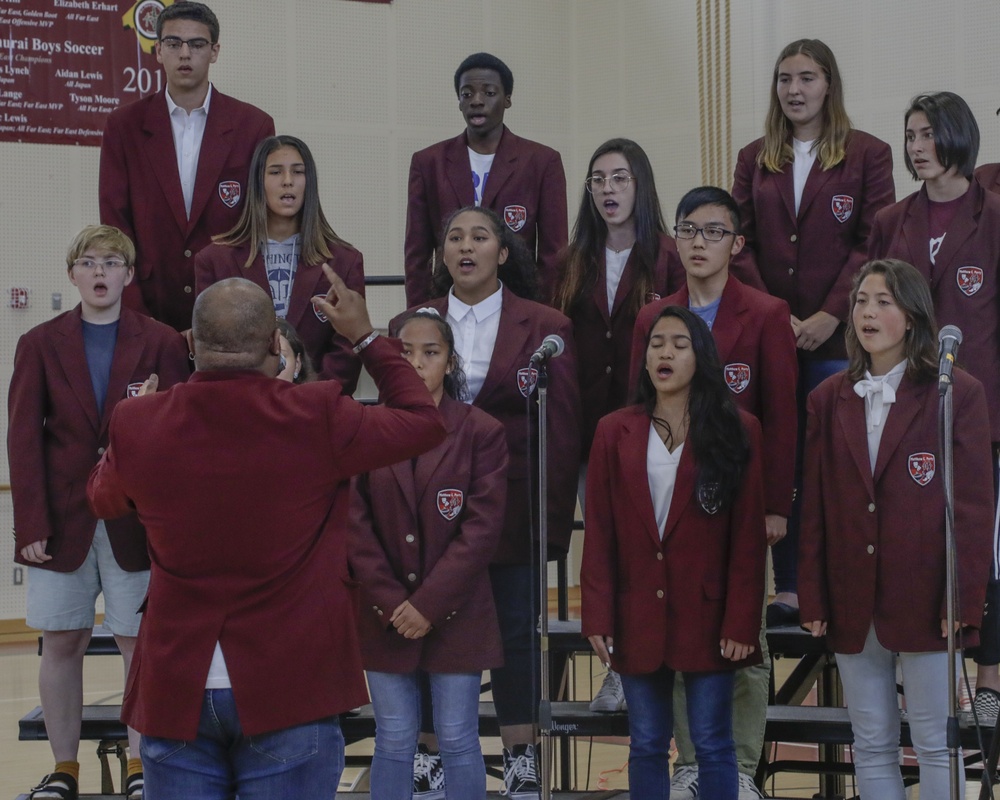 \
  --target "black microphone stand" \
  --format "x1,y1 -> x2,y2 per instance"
535,362 -> 553,800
